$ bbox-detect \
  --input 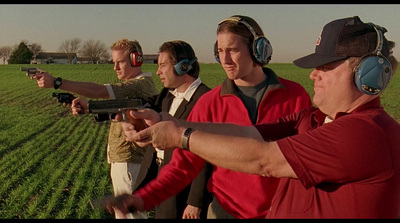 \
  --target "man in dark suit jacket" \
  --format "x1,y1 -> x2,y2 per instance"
133,40 -> 212,219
